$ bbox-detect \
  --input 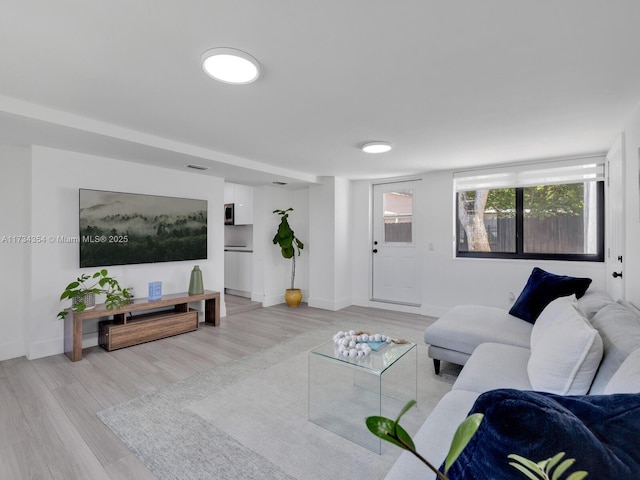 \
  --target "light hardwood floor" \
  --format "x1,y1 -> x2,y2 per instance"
0,302 -> 434,480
